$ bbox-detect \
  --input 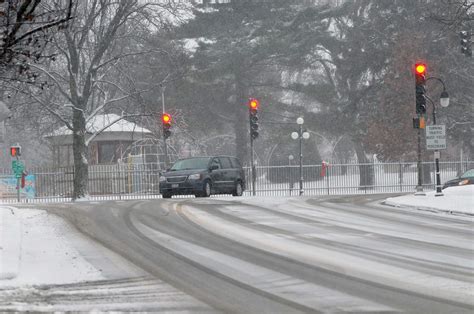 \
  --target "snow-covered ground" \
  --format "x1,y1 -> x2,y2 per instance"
0,206 -> 213,312
1,187 -> 472,285
0,206 -> 105,285
0,186 -> 471,309
384,185 -> 474,215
